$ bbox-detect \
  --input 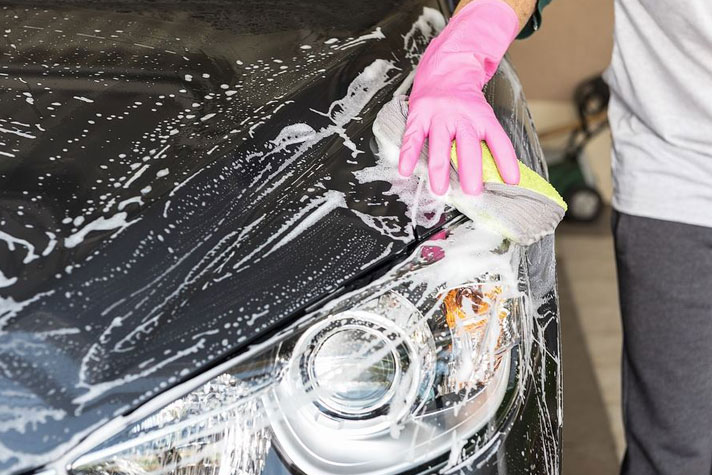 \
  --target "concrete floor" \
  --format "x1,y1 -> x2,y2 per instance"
556,208 -> 624,474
